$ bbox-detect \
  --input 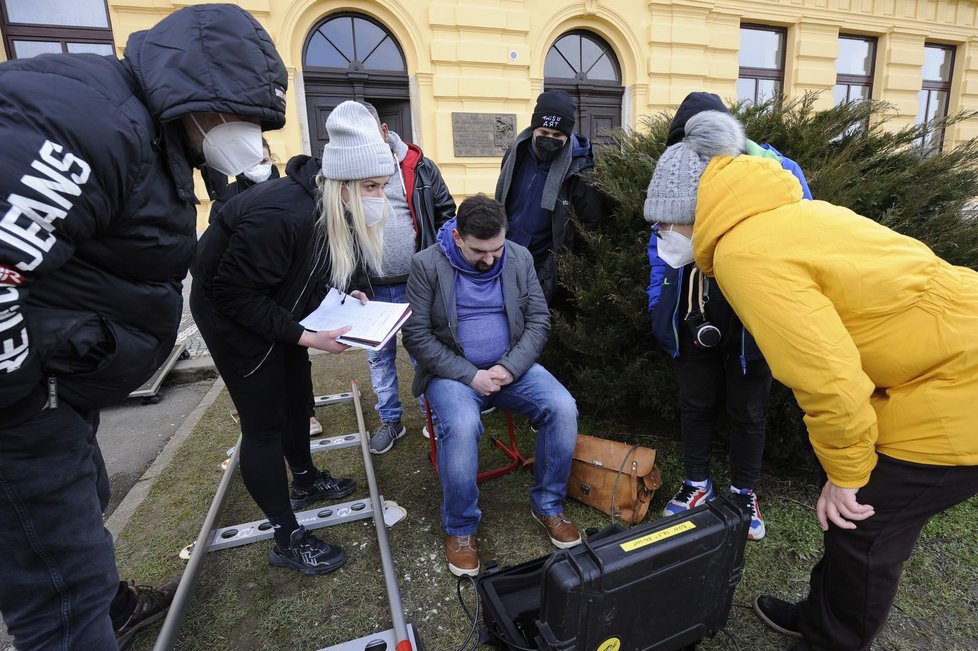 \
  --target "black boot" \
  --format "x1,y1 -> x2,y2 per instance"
753,594 -> 802,638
